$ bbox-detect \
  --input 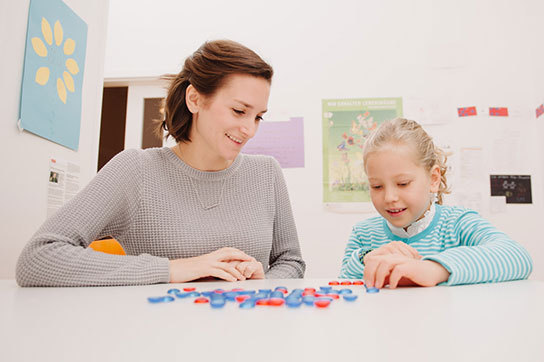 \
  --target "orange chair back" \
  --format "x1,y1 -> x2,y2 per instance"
89,238 -> 126,255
